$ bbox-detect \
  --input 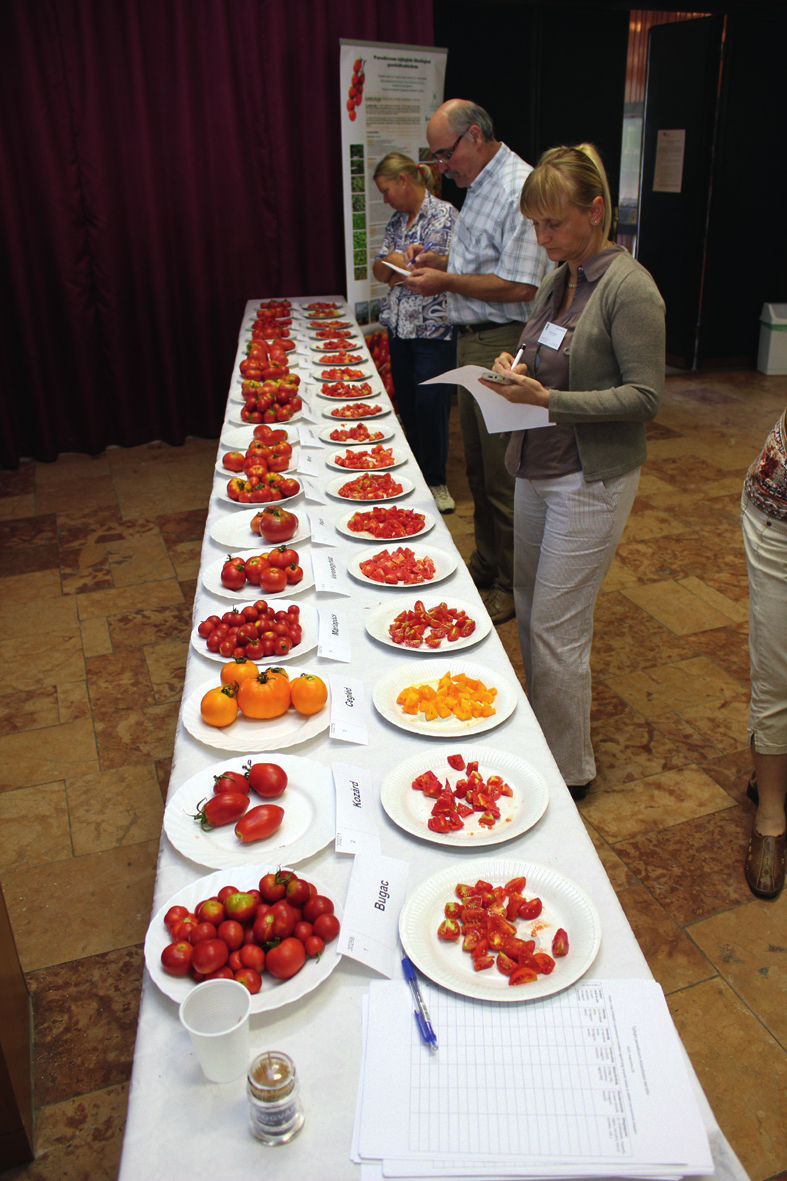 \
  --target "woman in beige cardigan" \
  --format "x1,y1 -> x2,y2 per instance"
482,144 -> 665,799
